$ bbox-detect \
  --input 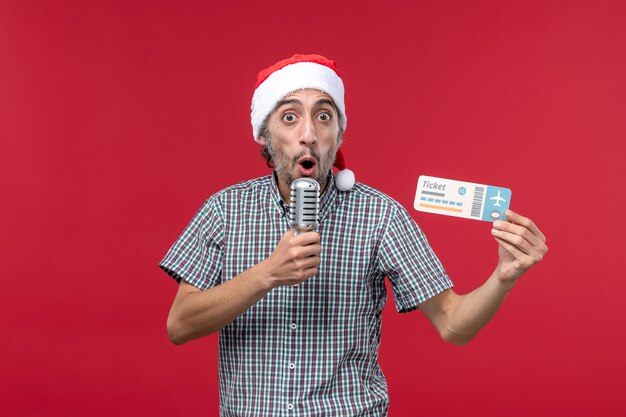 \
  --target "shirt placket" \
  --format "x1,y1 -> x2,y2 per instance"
272,174 -> 338,416
280,284 -> 303,415
271,186 -> 300,415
